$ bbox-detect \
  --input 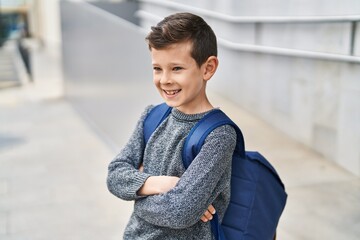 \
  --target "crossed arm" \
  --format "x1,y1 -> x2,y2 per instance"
137,165 -> 216,223
107,107 -> 236,228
